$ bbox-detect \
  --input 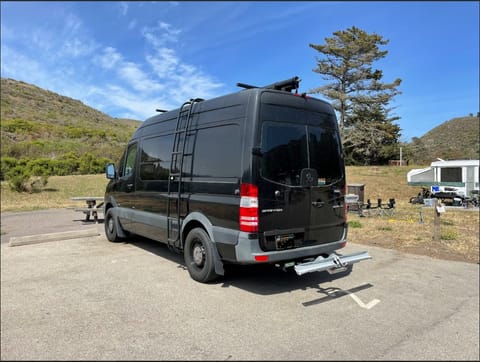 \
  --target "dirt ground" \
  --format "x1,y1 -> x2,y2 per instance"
351,233 -> 478,265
